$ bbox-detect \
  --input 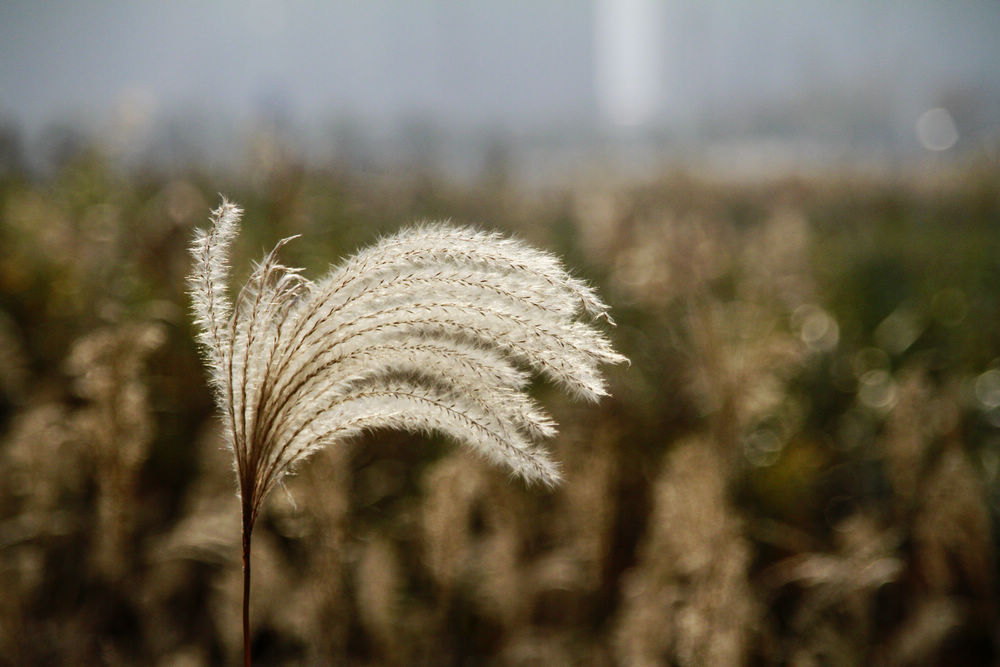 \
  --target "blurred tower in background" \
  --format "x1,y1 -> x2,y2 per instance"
594,0 -> 664,128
